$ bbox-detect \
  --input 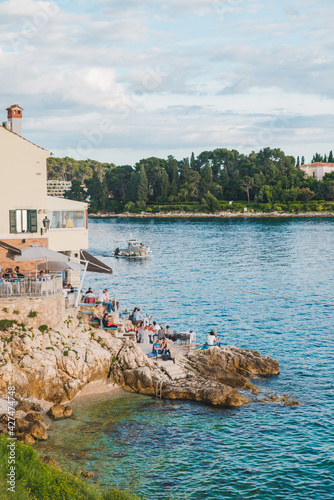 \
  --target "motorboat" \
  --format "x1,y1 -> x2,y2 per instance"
113,238 -> 152,258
